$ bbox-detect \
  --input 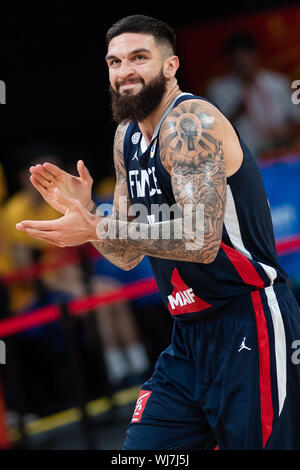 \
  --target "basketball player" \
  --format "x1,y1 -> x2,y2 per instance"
16,15 -> 300,449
